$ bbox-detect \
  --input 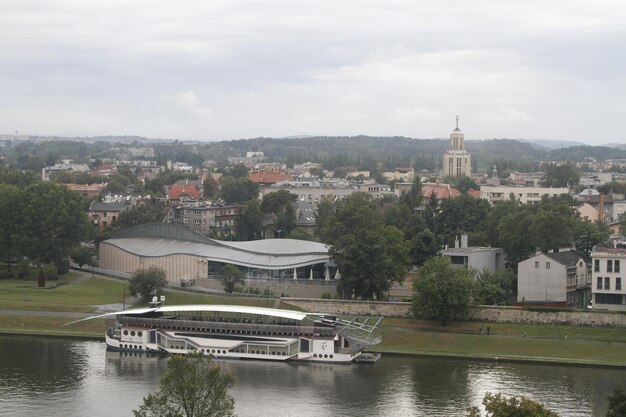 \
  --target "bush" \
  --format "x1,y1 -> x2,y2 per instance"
0,270 -> 15,280
43,263 -> 58,280
262,288 -> 272,296
16,260 -> 31,279
56,259 -> 71,275
321,292 -> 332,299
